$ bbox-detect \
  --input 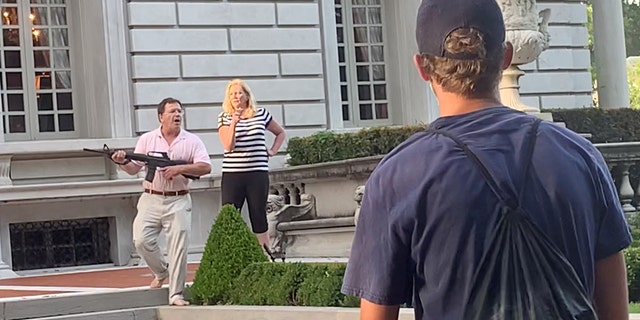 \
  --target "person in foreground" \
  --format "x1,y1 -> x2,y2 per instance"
112,97 -> 211,306
217,79 -> 286,256
340,0 -> 631,319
